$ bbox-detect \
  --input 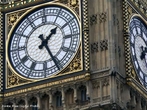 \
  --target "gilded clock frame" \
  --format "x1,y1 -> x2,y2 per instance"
3,0 -> 90,90
123,0 -> 147,98
6,2 -> 82,79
